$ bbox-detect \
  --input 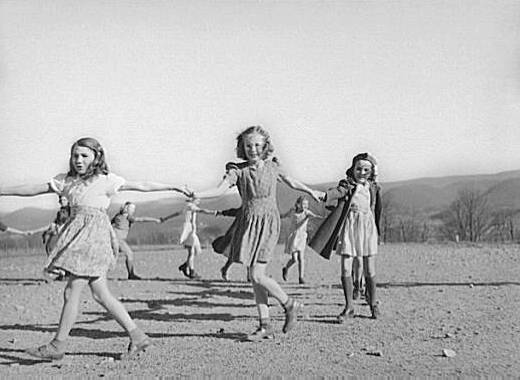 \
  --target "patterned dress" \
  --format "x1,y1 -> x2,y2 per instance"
45,173 -> 124,277
225,159 -> 283,265
336,183 -> 378,257
284,209 -> 310,255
